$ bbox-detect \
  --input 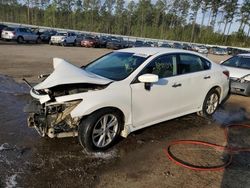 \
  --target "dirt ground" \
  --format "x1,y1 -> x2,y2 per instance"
0,41 -> 249,188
